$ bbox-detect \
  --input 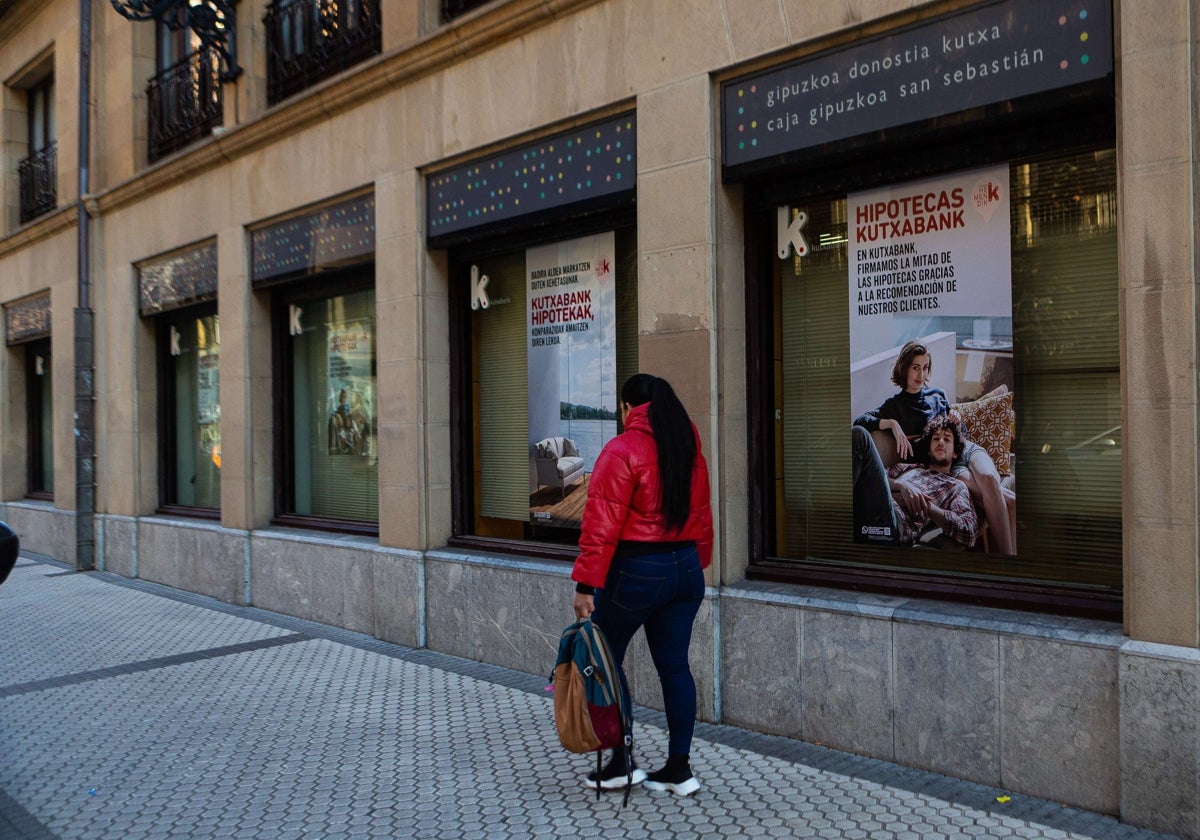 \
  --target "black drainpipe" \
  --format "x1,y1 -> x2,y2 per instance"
75,0 -> 95,570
